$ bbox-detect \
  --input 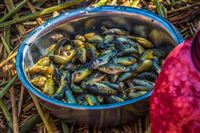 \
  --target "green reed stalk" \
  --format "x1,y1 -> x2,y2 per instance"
0,0 -> 84,28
